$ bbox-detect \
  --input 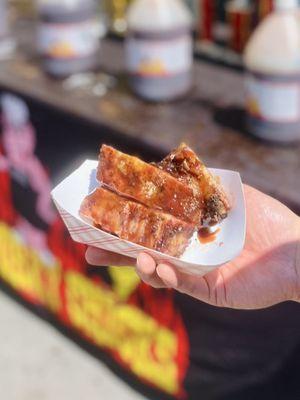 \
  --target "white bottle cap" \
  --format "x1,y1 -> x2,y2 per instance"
275,0 -> 298,11
127,0 -> 192,32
